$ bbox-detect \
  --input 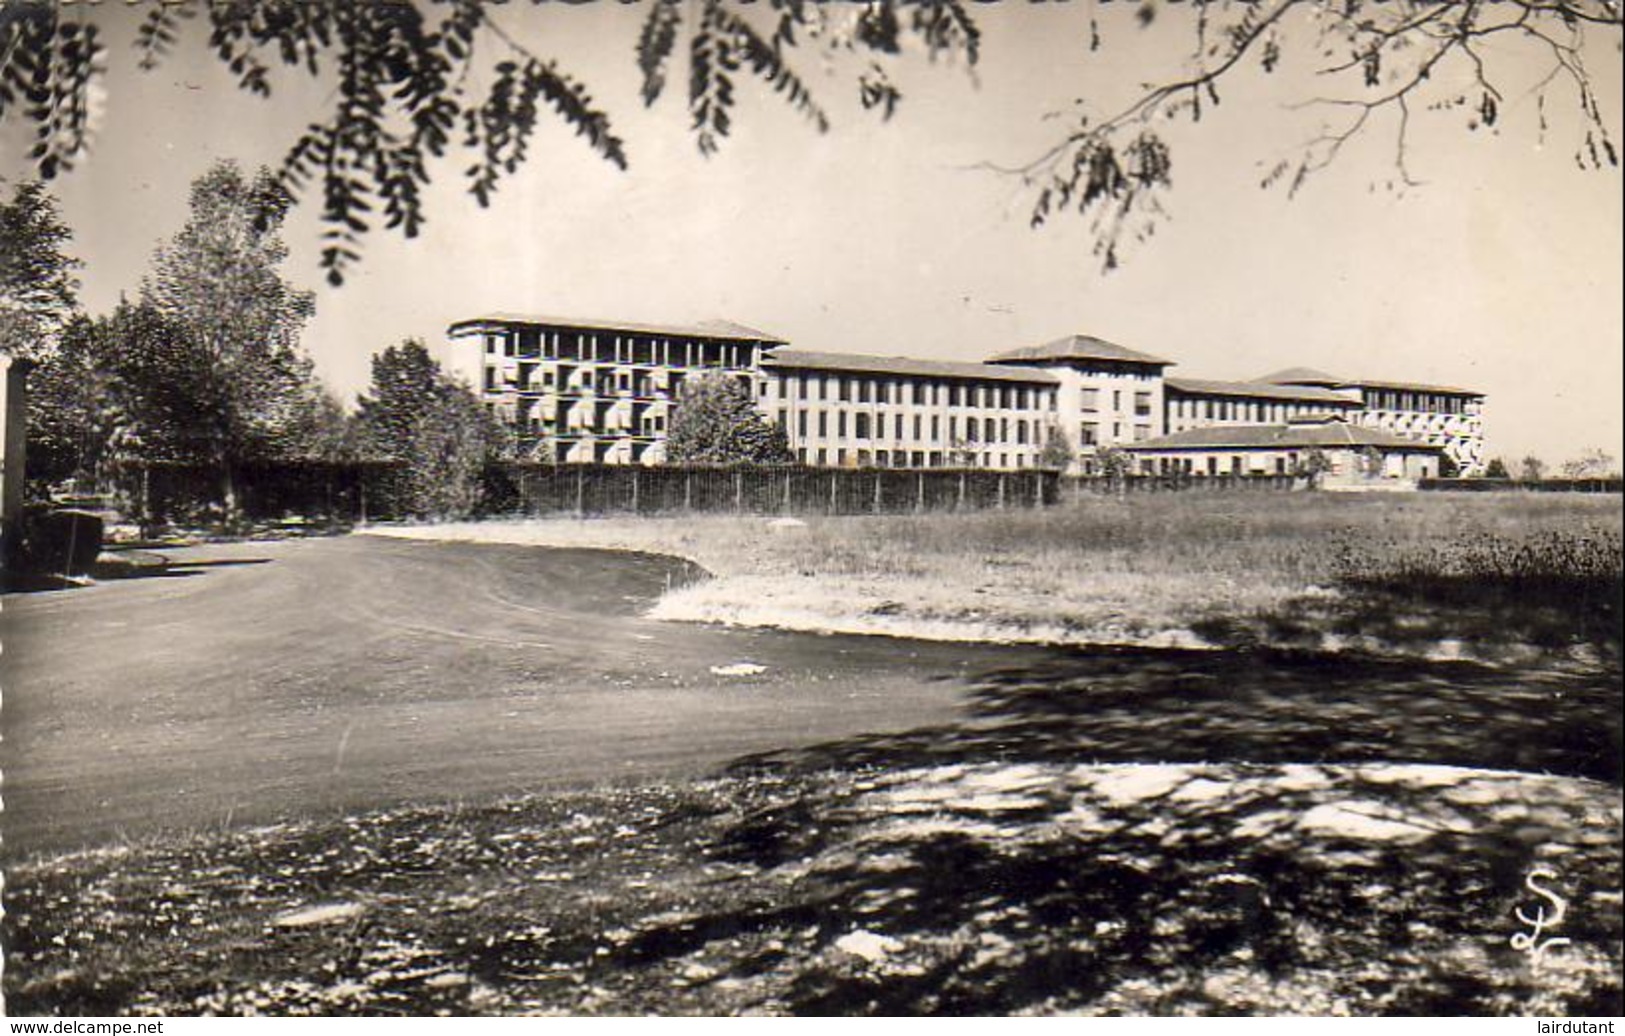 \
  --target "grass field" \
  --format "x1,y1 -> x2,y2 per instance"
384,492 -> 1623,662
